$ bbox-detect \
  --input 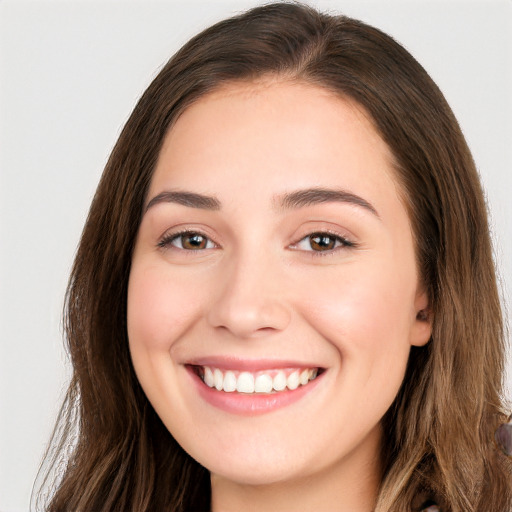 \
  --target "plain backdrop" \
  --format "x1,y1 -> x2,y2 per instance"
0,1 -> 511,510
